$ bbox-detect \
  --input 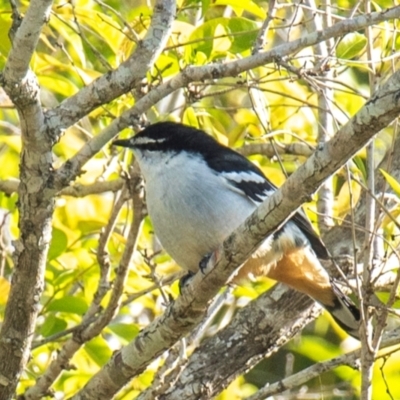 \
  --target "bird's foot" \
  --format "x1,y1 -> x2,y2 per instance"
178,271 -> 196,293
199,249 -> 219,274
